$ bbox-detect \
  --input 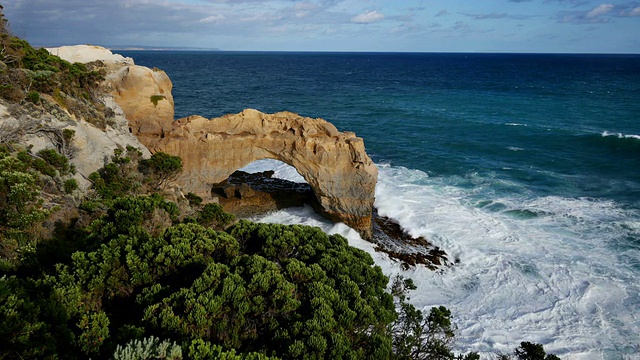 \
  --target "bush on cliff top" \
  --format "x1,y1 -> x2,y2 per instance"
0,7 -> 106,126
